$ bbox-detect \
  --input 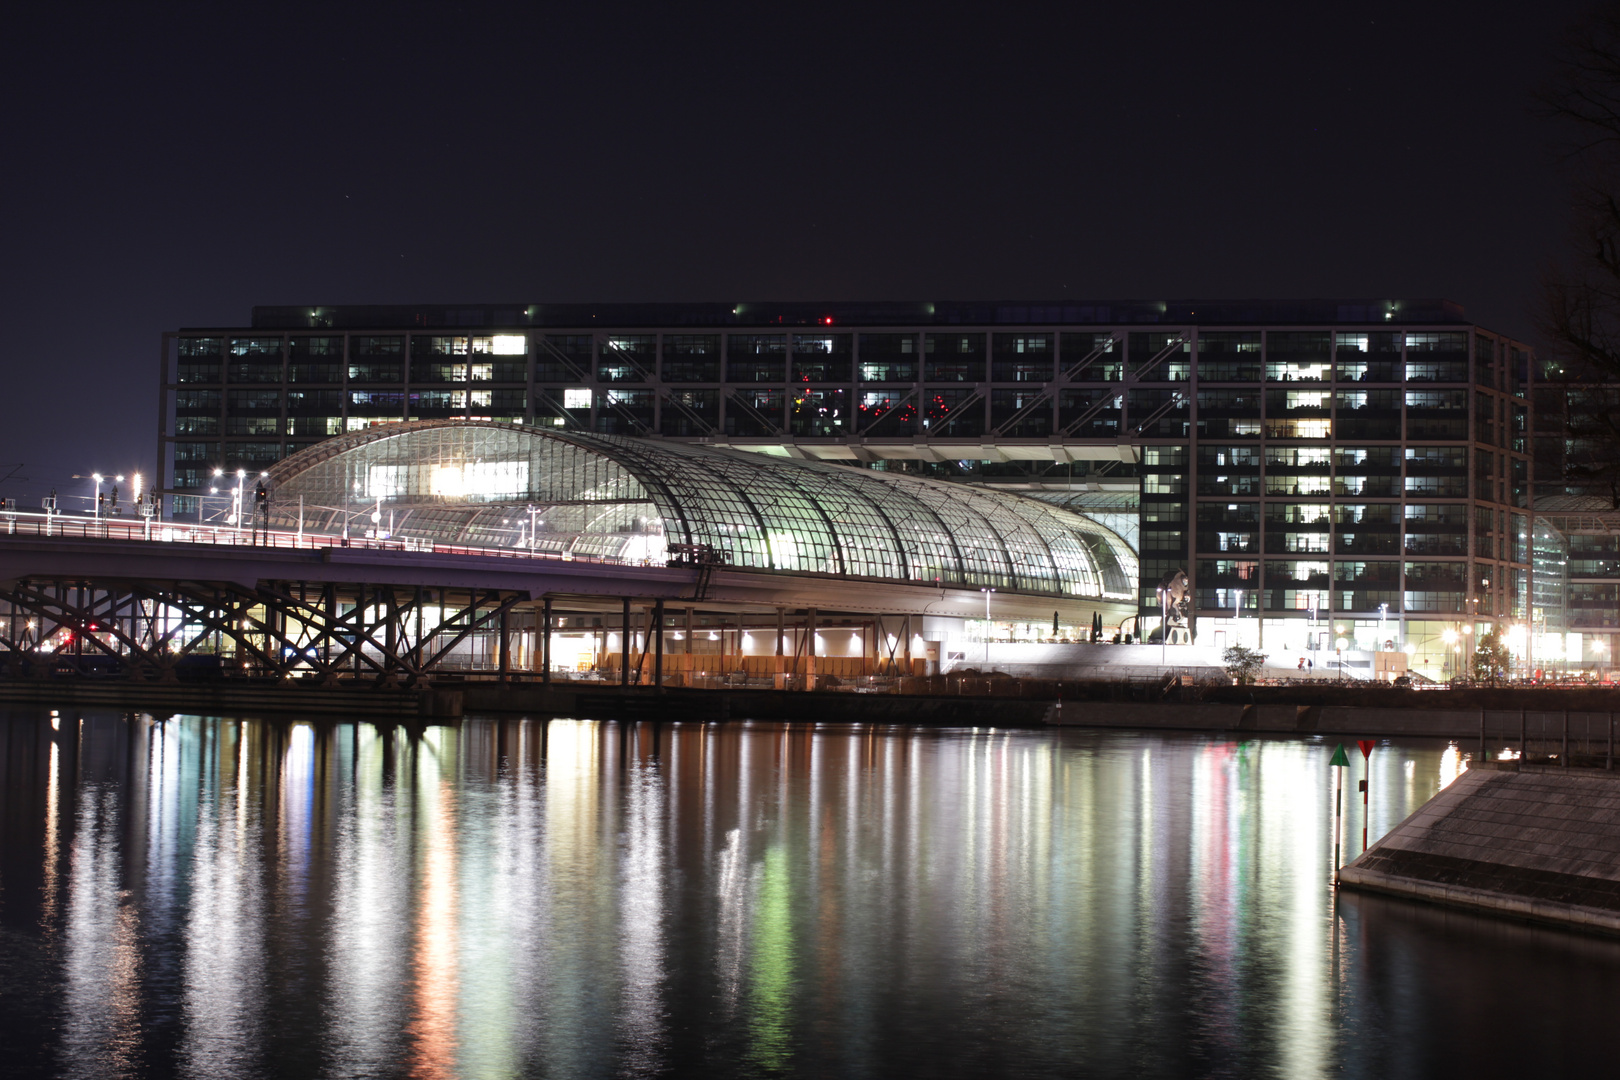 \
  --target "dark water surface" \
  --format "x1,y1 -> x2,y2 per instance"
3,711 -> 1618,1079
